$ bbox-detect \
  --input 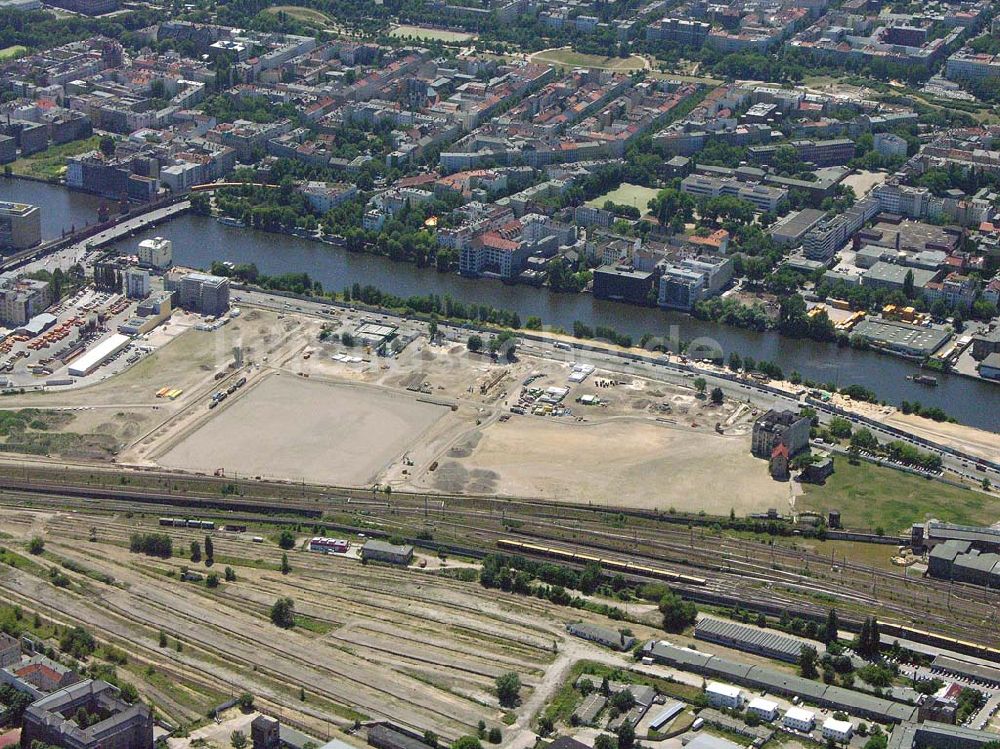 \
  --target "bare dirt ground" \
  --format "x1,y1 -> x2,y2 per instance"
156,374 -> 451,485
417,417 -> 787,513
